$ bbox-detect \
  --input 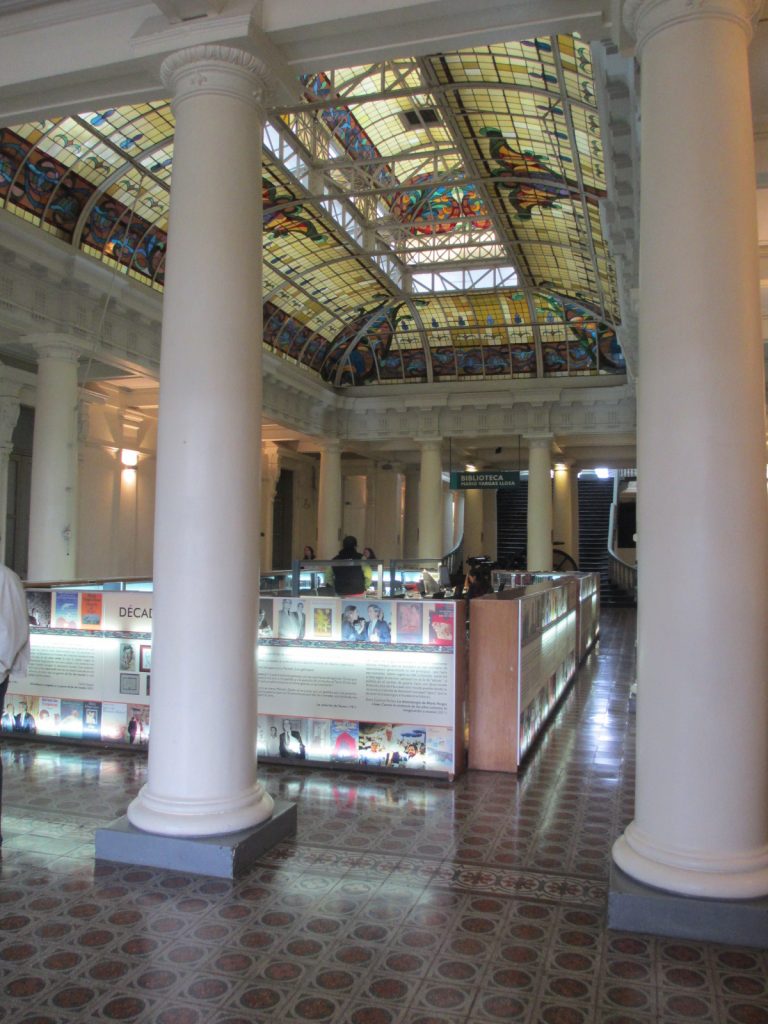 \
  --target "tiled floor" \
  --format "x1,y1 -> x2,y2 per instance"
1,608 -> 767,1023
